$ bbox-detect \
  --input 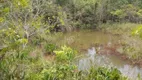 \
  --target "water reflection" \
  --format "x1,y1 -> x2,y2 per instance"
52,30 -> 142,79
78,47 -> 142,80
119,65 -> 142,80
